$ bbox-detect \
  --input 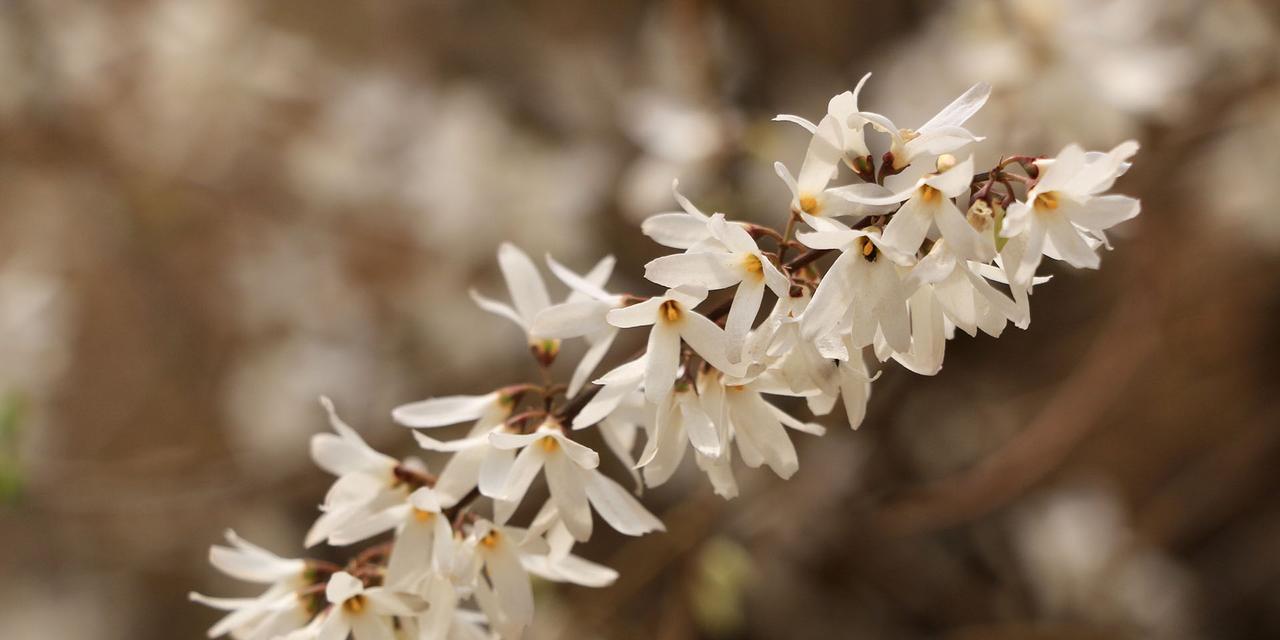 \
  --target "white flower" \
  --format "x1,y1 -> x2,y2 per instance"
564,357 -> 650,489
410,573 -> 491,640
640,180 -> 716,250
694,445 -> 739,499
859,82 -> 991,170
377,488 -> 454,589
635,382 -> 720,488
986,238 -> 1053,329
643,214 -> 790,362
469,242 -> 559,363
744,291 -> 841,413
605,285 -> 747,404
520,502 -> 620,588
188,531 -> 311,640
1001,141 -> 1141,282
531,254 -> 623,395
910,239 -> 1024,339
699,370 -> 825,480
842,155 -> 995,261
875,281 -> 948,376
306,397 -> 406,547
835,341 -> 874,430
392,389 -> 517,508
314,571 -> 425,640
489,421 -> 664,541
774,113 -> 894,219
796,218 -> 916,353
466,520 -> 541,631
776,72 -> 875,174
571,356 -> 646,429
